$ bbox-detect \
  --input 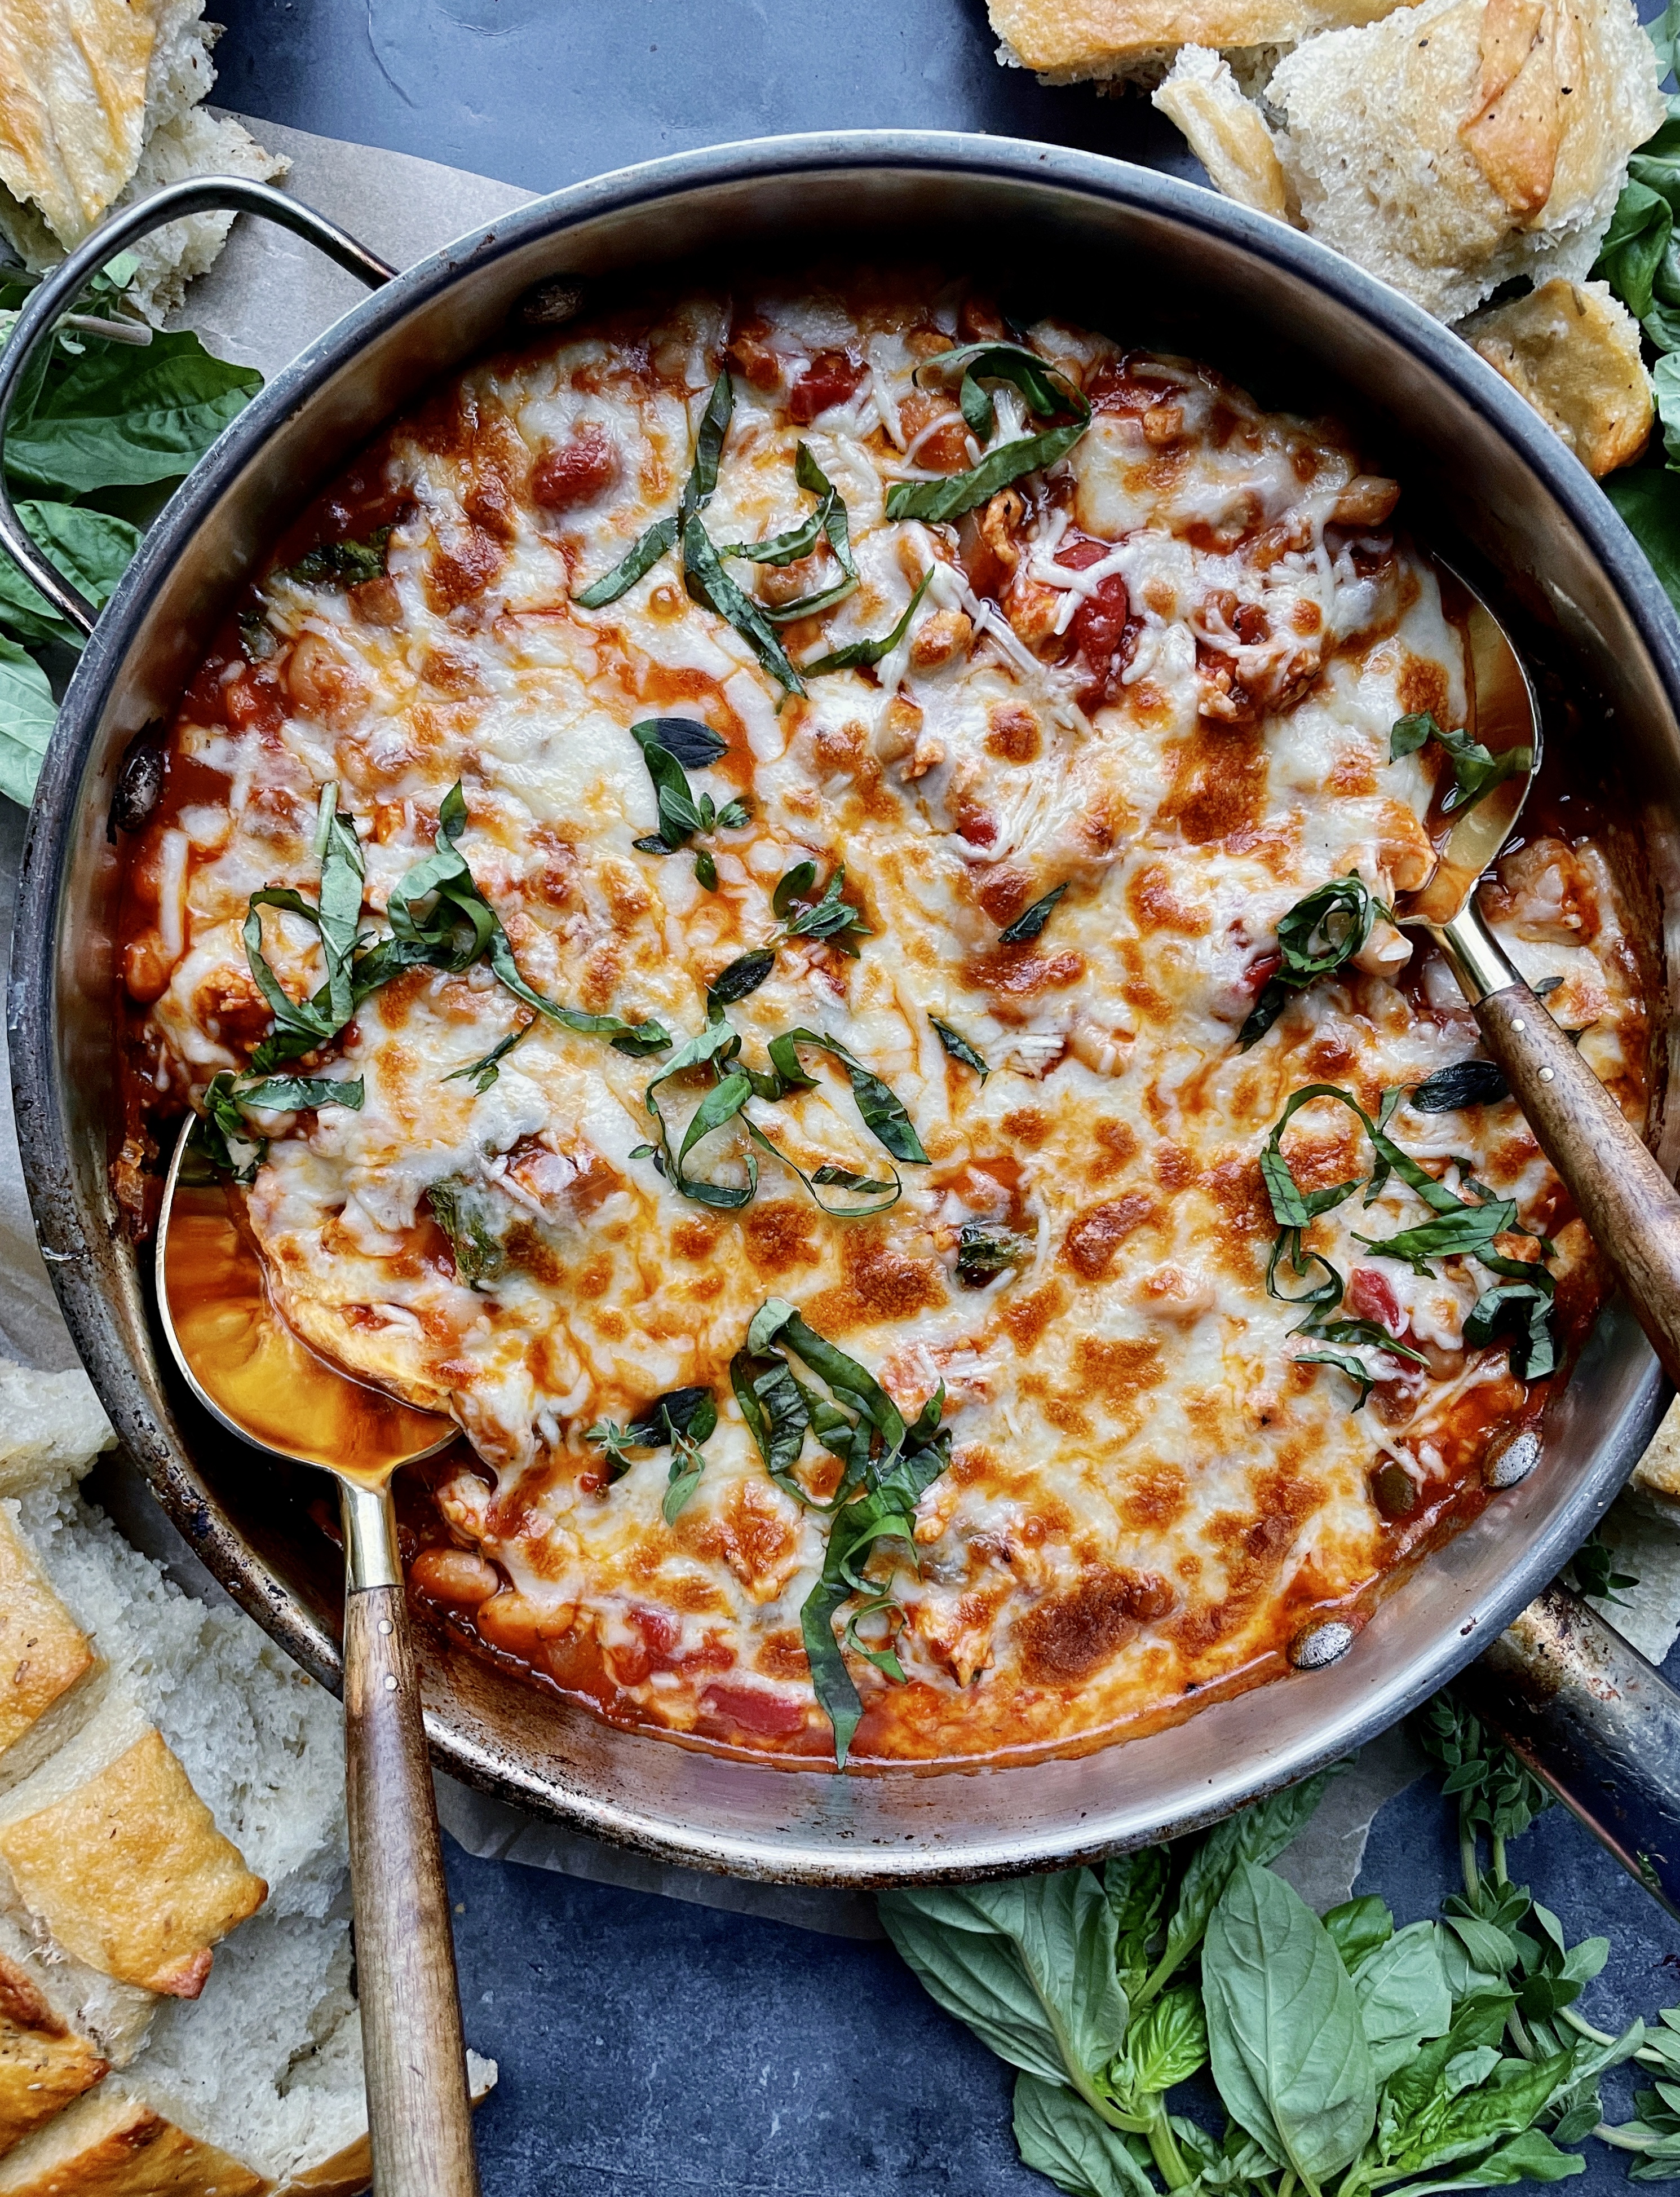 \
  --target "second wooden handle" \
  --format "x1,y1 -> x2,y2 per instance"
343,1577 -> 480,2197
1476,985 -> 1680,1389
